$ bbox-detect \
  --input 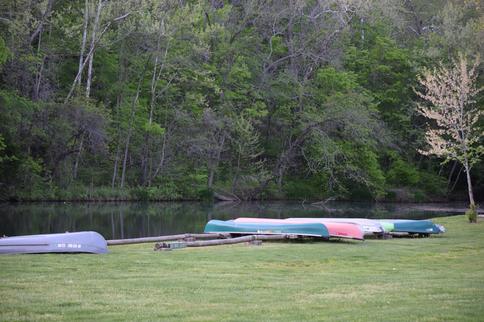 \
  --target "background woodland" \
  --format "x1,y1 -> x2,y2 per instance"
0,0 -> 482,201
